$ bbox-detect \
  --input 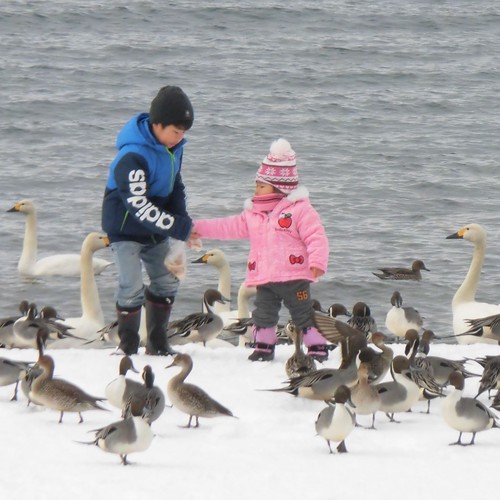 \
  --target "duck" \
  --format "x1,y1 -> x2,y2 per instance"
372,259 -> 430,281
367,331 -> 394,384
403,330 -> 444,413
0,357 -> 34,401
0,300 -> 29,348
191,249 -> 257,346
29,354 -> 107,423
284,321 -> 317,379
411,329 -> 478,386
7,199 -> 112,277
12,303 -> 83,349
84,400 -> 154,465
127,365 -> 166,423
446,223 -> 500,344
168,288 -> 229,346
376,355 -> 421,422
350,361 -> 381,429
475,356 -> 500,399
50,233 -> 111,343
441,371 -> 499,445
492,390 -> 500,411
105,355 -> 143,411
315,385 -> 356,454
20,330 -> 46,405
458,312 -> 500,343
327,303 -> 351,320
347,302 -> 378,340
312,309 -> 369,348
266,331 -> 367,402
385,291 -> 424,342
165,353 -> 235,427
